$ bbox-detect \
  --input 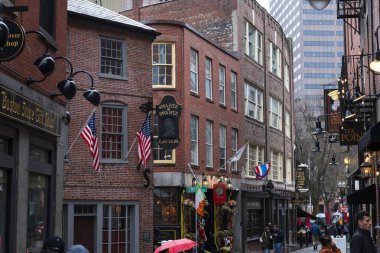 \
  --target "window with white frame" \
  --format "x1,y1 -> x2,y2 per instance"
246,143 -> 264,177
285,110 -> 290,138
100,37 -> 125,78
231,71 -> 237,110
205,120 -> 213,168
269,42 -> 282,78
219,125 -> 226,170
219,65 -> 226,105
231,128 -> 238,171
152,114 -> 175,163
152,43 -> 175,87
286,157 -> 292,184
243,20 -> 263,64
284,61 -> 290,91
190,115 -> 199,165
190,49 -> 199,93
270,150 -> 283,181
101,104 -> 128,161
205,57 -> 213,99
244,82 -> 263,122
269,96 -> 282,130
